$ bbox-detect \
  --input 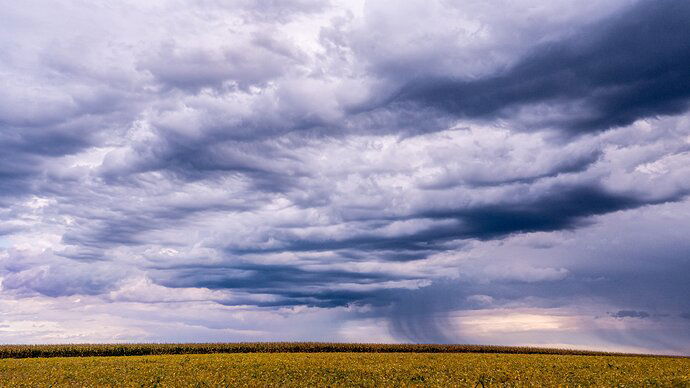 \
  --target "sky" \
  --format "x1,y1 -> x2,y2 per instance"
1,0 -> 689,355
